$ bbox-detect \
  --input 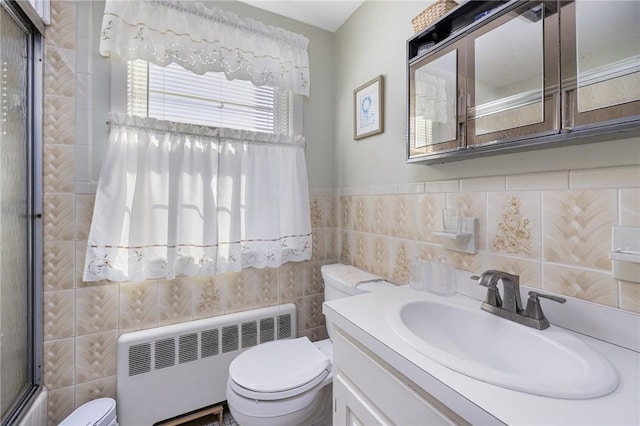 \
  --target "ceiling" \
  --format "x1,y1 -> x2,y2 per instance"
237,0 -> 366,32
